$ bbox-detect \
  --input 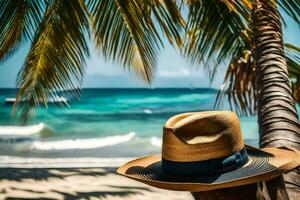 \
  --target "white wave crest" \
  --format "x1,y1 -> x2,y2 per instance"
31,132 -> 136,151
0,123 -> 54,142
150,137 -> 162,147
143,109 -> 153,114
0,123 -> 44,137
